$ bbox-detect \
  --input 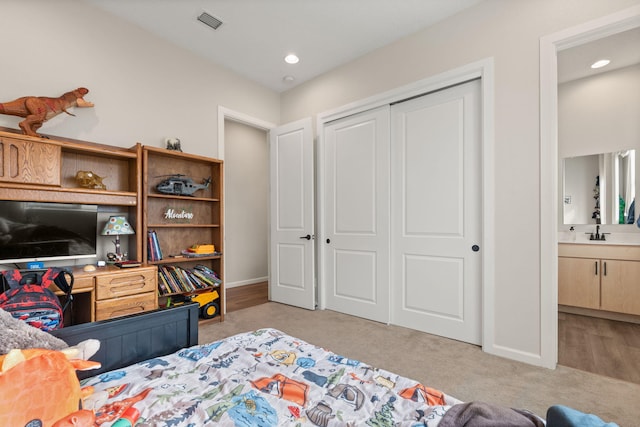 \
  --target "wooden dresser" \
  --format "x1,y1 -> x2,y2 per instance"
53,265 -> 158,323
